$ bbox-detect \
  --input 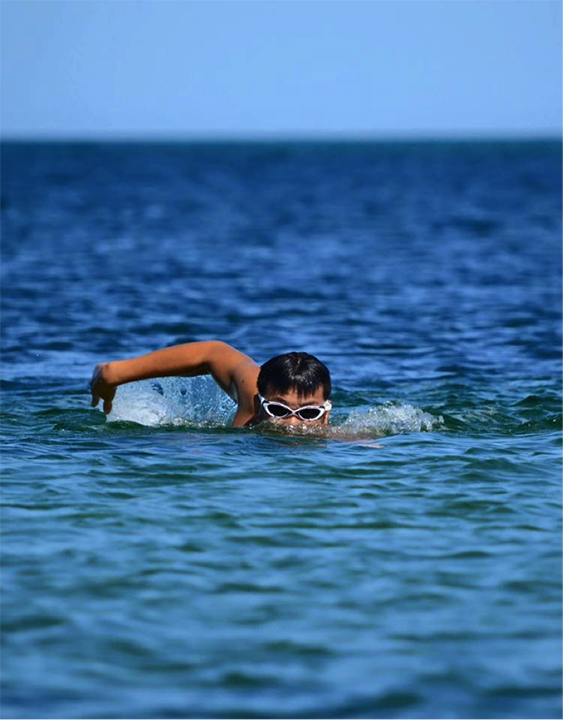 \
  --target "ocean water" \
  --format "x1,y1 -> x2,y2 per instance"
1,140 -> 561,719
